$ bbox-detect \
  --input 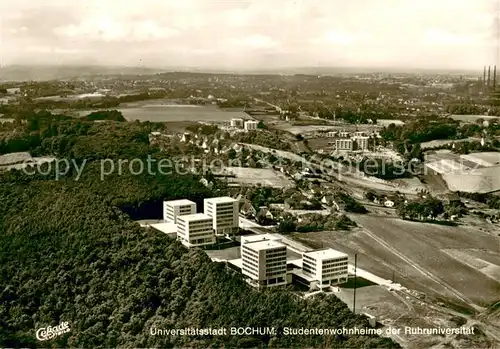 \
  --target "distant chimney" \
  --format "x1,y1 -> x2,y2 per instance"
484,66 -> 487,85
488,66 -> 491,87
494,65 -> 497,89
